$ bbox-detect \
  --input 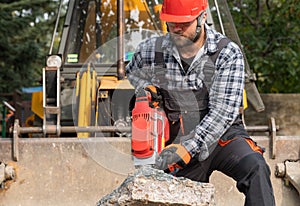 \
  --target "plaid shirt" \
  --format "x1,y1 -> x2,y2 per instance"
126,24 -> 245,160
